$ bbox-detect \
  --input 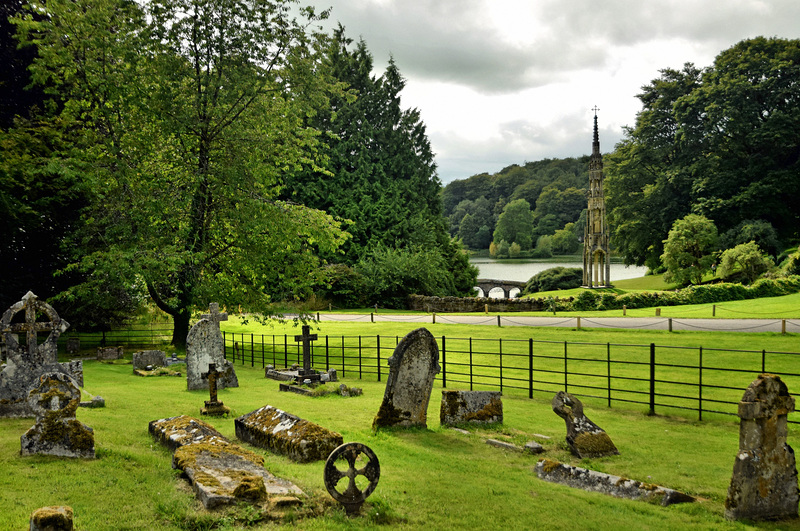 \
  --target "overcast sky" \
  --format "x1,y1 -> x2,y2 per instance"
303,0 -> 800,183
